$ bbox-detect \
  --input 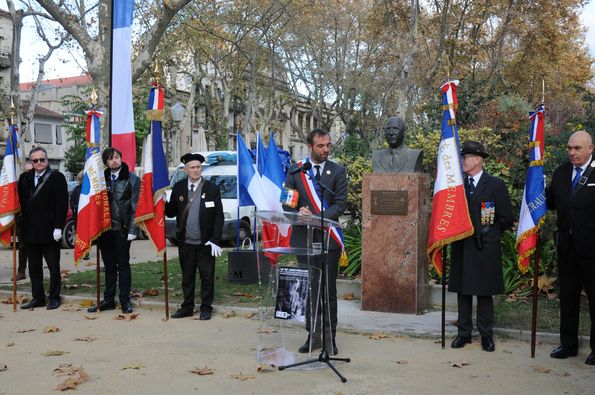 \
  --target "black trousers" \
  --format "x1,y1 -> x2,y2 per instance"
18,241 -> 28,275
98,230 -> 132,304
558,239 -> 595,352
179,243 -> 215,313
27,242 -> 61,302
456,294 -> 494,338
299,249 -> 339,339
